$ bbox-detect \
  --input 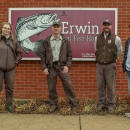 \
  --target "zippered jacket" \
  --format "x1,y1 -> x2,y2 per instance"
0,35 -> 23,71
122,38 -> 130,72
40,34 -> 72,70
